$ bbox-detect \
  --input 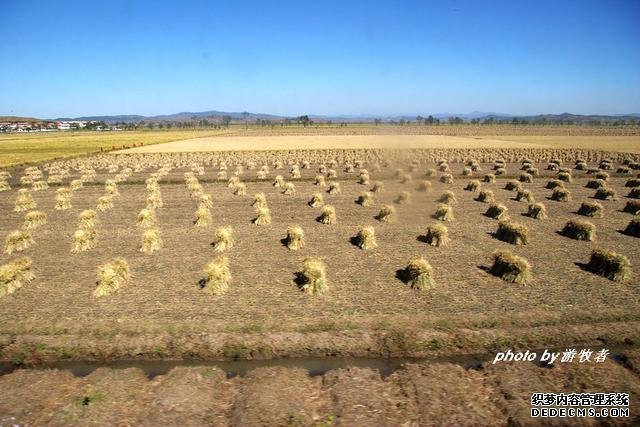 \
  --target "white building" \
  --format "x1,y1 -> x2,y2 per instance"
56,121 -> 87,130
